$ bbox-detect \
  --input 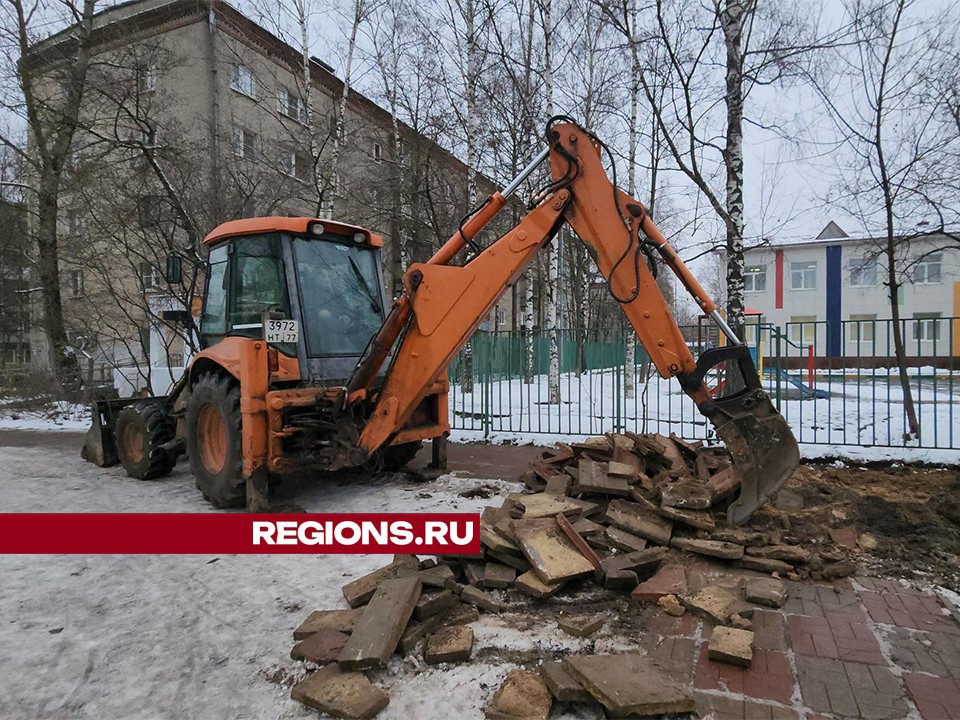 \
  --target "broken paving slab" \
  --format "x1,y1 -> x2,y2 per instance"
598,547 -> 667,590
291,629 -> 349,664
605,499 -> 673,546
515,570 -> 565,599
738,555 -> 794,574
708,626 -> 754,668
485,669 -> 553,720
680,585 -> 742,624
710,527 -> 768,547
338,576 -> 421,671
294,608 -> 364,640
660,479 -> 713,510
555,512 -> 602,569
670,537 -> 744,560
744,577 -> 787,608
399,603 -> 479,654
460,585 -> 504,613
511,517 -> 595,584
291,664 -> 389,720
413,589 -> 457,620
508,492 -> 597,519
424,625 -> 473,664
557,614 -> 605,638
539,661 -> 592,703
746,544 -> 813,564
341,556 -> 420,608
575,459 -> 631,497
483,562 -> 517,590
544,474 -> 572,496
632,563 -> 686,602
563,654 -> 695,717
658,504 -> 716,530
604,526 -> 648,553
417,564 -> 456,588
